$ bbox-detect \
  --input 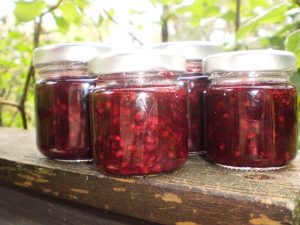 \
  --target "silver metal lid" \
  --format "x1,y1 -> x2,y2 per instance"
88,52 -> 186,75
204,50 -> 297,72
150,41 -> 222,60
33,43 -> 113,67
